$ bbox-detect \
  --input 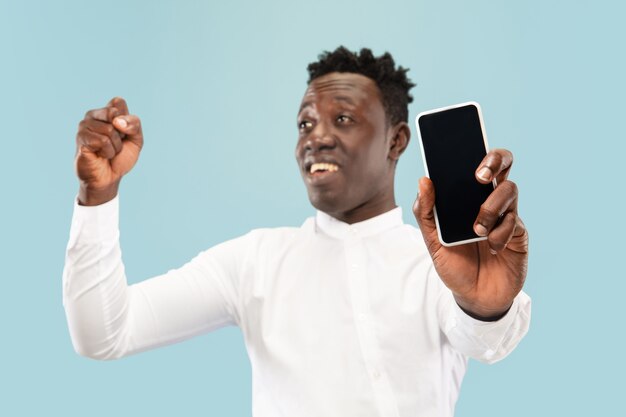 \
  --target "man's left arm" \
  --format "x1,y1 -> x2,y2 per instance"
436,283 -> 531,363
414,148 -> 531,360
